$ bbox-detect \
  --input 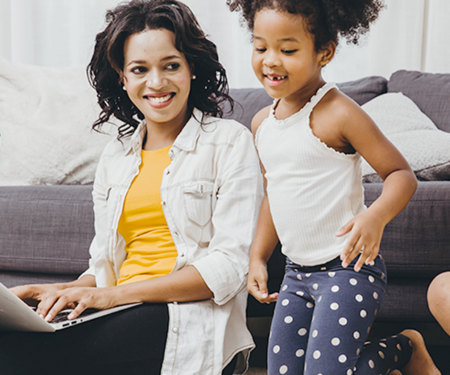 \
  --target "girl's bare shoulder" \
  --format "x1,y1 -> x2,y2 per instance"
251,105 -> 272,135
